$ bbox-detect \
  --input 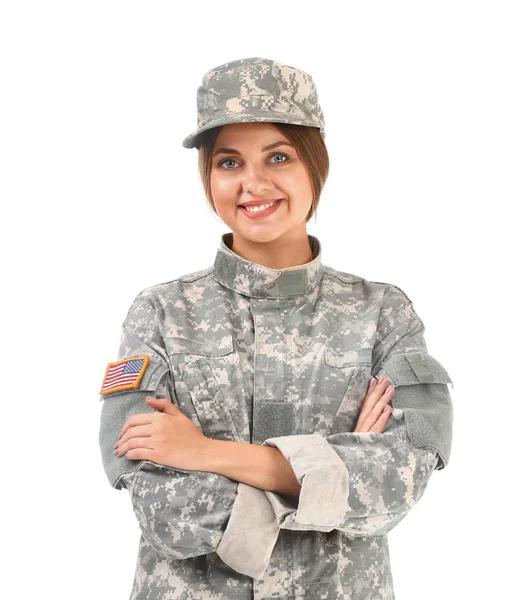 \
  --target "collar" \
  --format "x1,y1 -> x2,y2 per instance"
212,232 -> 324,298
